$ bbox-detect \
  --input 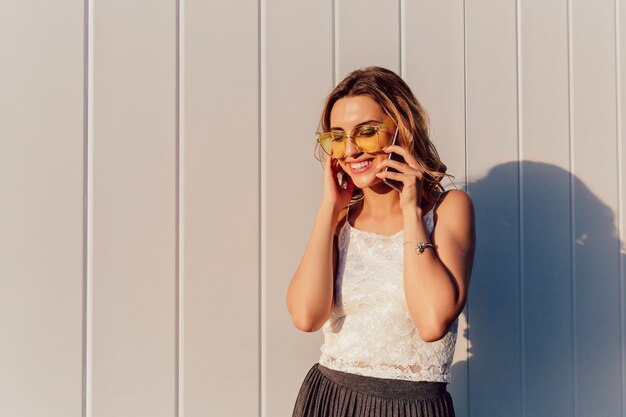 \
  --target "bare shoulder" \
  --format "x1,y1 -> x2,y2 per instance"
434,189 -> 475,229
432,189 -> 476,271
438,189 -> 473,212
